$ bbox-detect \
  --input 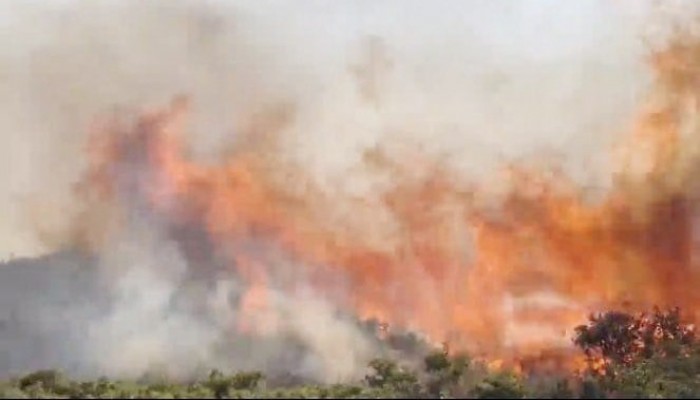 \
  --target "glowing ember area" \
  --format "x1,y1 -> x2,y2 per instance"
78,32 -> 700,373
